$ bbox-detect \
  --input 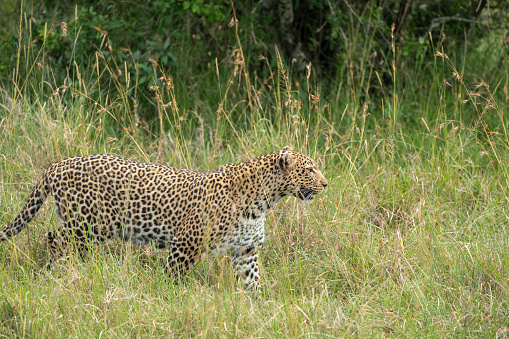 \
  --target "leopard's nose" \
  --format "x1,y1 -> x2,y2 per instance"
323,182 -> 327,188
